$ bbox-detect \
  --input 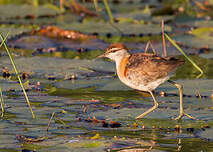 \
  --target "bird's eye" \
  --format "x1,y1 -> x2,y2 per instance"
110,48 -> 118,53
